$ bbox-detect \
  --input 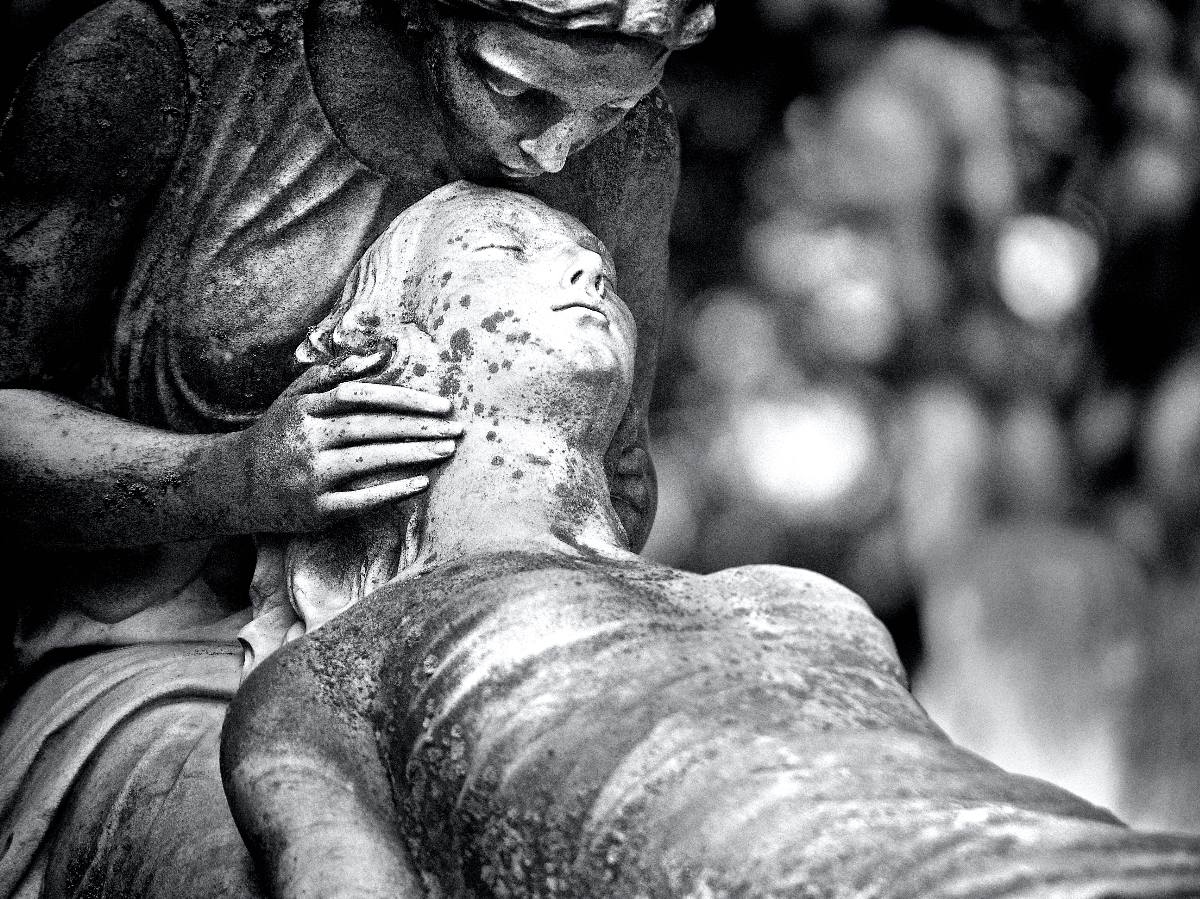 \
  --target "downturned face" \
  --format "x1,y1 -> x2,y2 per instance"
414,190 -> 637,426
424,12 -> 667,179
